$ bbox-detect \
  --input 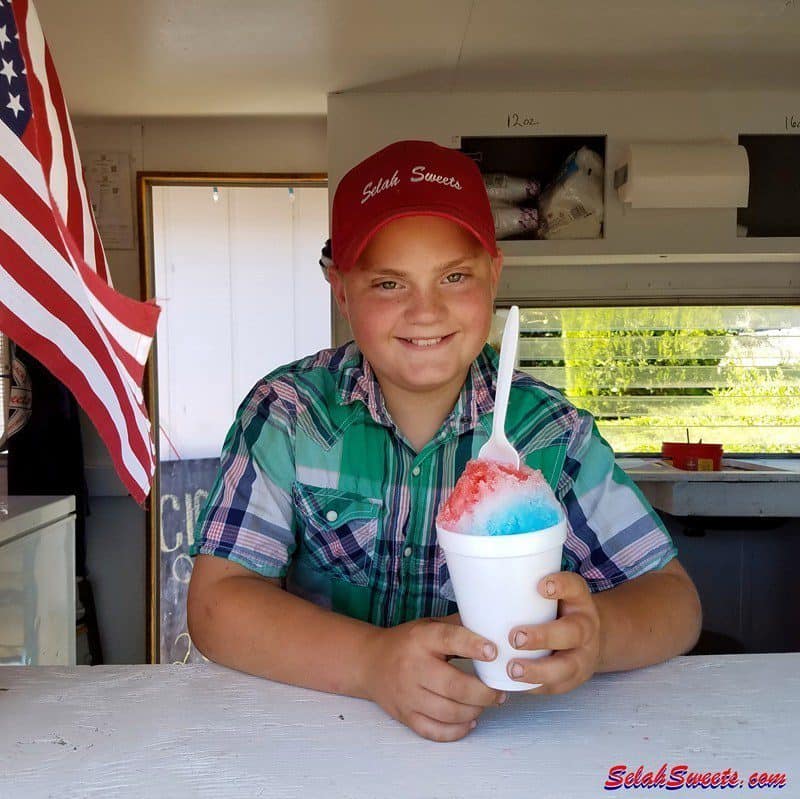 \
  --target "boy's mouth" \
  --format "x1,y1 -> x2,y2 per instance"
398,333 -> 455,349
